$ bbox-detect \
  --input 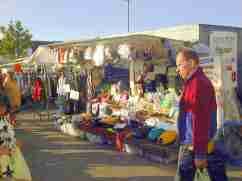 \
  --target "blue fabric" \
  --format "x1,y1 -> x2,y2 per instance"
148,127 -> 165,141
176,145 -> 228,181
178,111 -> 217,145
133,127 -> 151,139
58,104 -> 65,113
144,80 -> 156,92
